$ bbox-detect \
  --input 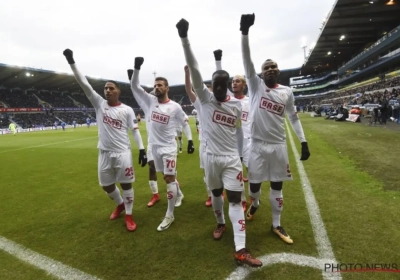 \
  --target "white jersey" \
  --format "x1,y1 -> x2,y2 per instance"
92,99 -> 137,151
70,64 -> 137,152
197,86 -> 242,155
248,81 -> 298,144
130,78 -> 188,147
235,96 -> 251,139
242,35 -> 304,144
193,99 -> 202,140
